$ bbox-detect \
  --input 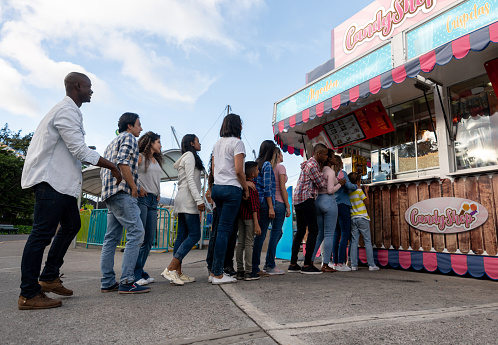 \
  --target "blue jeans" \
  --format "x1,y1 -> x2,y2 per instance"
210,185 -> 242,276
173,213 -> 201,261
100,192 -> 145,288
264,200 -> 285,269
20,182 -> 81,298
134,194 -> 158,281
350,217 -> 375,267
252,200 -> 272,273
332,203 -> 351,264
312,194 -> 338,265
